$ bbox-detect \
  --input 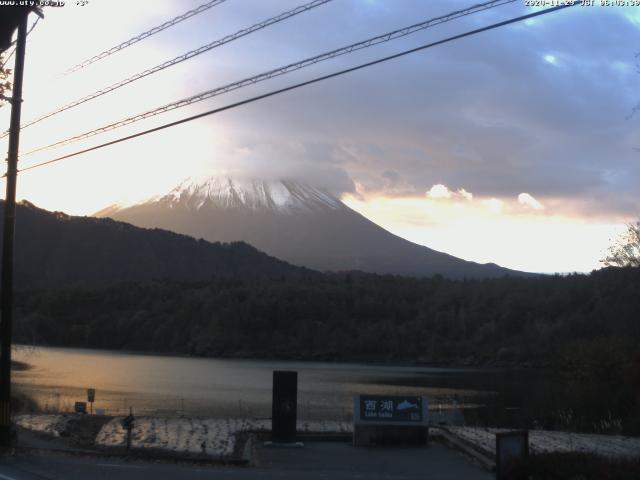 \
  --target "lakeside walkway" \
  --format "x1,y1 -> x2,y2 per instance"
12,414 -> 640,467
